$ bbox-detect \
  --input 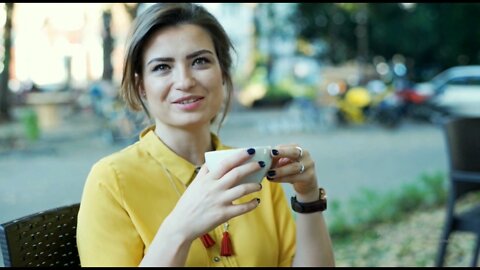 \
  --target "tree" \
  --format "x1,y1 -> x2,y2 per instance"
292,3 -> 480,82
0,3 -> 14,122
123,3 -> 140,21
291,3 -> 357,64
368,3 -> 480,81
102,4 -> 140,82
102,8 -> 114,81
